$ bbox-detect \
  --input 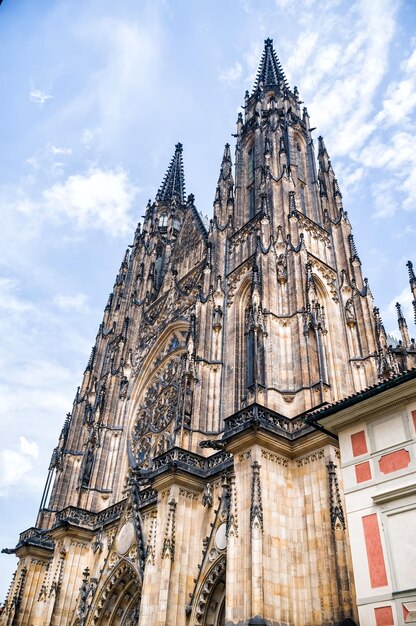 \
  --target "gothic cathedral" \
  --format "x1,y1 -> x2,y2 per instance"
3,39 -> 416,626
